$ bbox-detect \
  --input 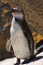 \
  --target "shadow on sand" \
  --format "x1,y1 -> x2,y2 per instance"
22,55 -> 43,64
